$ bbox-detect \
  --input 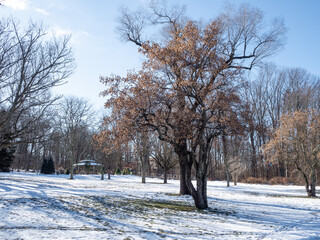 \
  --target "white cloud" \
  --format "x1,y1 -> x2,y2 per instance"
34,7 -> 50,15
3,0 -> 50,16
2,0 -> 29,10
50,25 -> 72,38
49,25 -> 90,46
